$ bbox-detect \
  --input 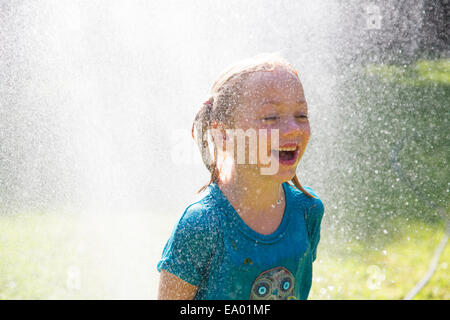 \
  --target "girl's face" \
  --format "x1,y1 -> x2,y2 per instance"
230,67 -> 310,182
